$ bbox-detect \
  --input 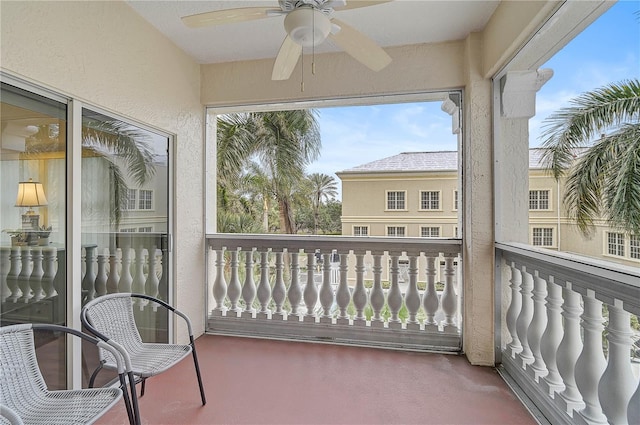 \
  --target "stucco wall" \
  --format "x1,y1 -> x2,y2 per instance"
0,1 -> 205,341
201,41 -> 465,107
